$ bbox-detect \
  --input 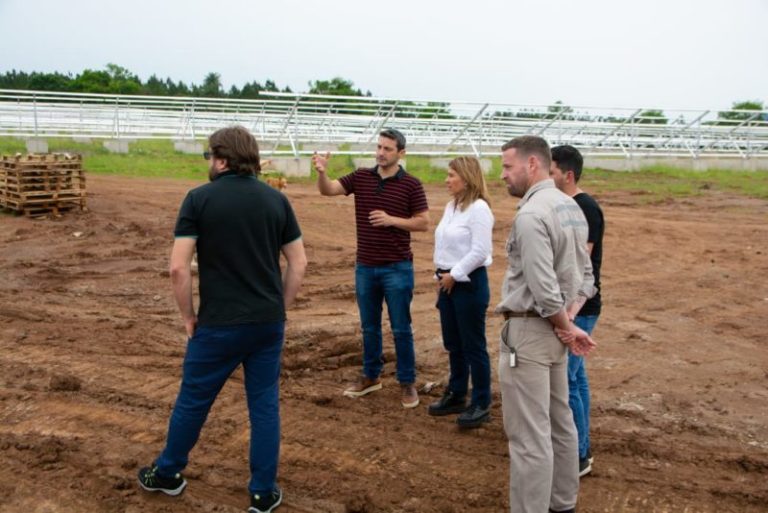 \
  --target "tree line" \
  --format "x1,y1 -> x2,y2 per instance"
495,100 -> 766,126
0,64 -> 453,119
0,64 -> 763,125
0,64 -> 292,98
